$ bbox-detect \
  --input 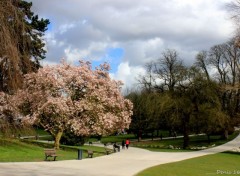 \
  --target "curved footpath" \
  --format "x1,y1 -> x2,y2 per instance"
0,134 -> 240,176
